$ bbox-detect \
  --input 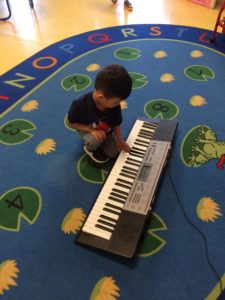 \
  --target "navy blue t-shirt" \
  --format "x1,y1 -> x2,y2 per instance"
67,92 -> 122,130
